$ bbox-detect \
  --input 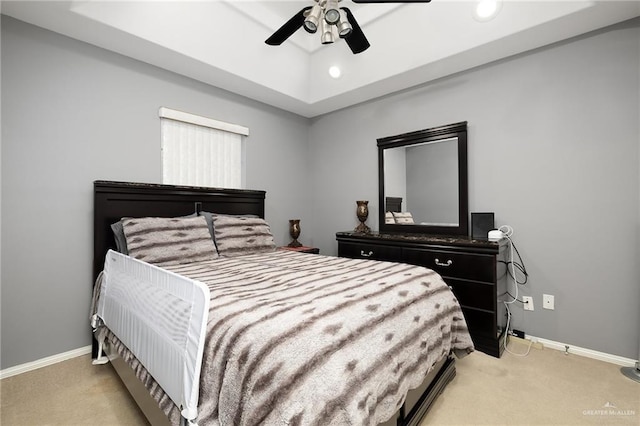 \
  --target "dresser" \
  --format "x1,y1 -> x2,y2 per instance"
336,231 -> 508,358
